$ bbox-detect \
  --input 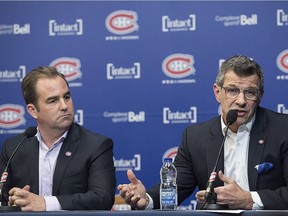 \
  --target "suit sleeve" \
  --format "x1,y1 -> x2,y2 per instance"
257,137 -> 288,209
